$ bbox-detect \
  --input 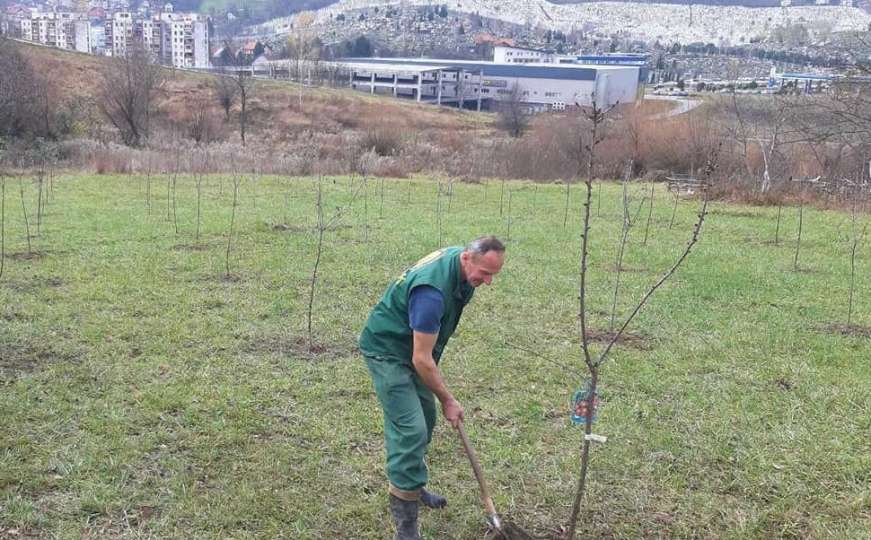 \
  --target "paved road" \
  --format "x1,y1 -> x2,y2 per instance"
645,94 -> 703,118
